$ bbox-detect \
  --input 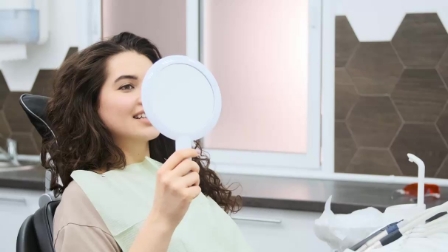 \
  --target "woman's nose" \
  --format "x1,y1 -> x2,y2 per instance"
136,86 -> 143,104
